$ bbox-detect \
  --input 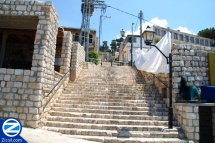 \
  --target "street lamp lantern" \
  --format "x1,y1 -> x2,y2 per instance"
120,29 -> 125,37
142,26 -> 155,45
142,26 -> 173,129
